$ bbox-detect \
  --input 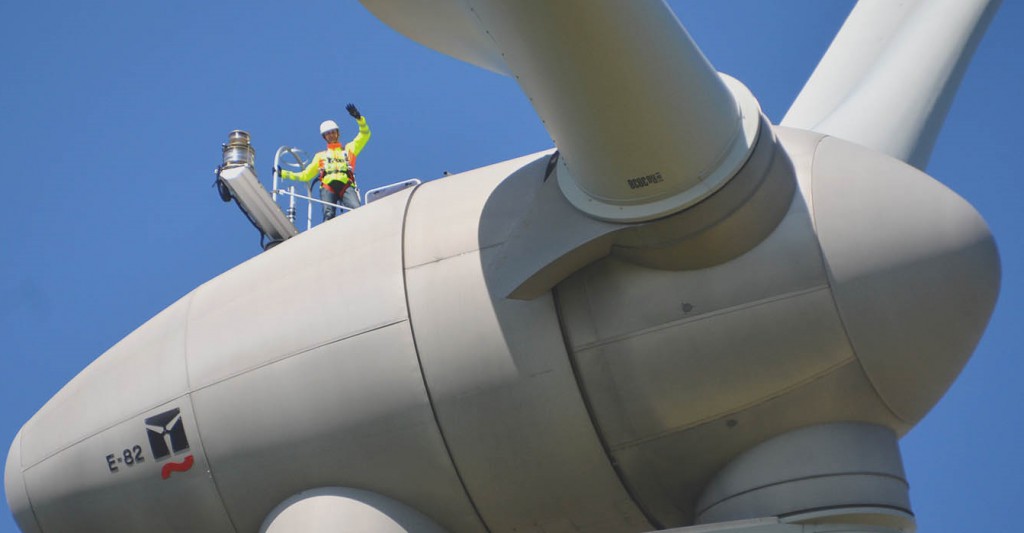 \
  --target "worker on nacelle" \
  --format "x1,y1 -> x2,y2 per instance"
279,103 -> 370,221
